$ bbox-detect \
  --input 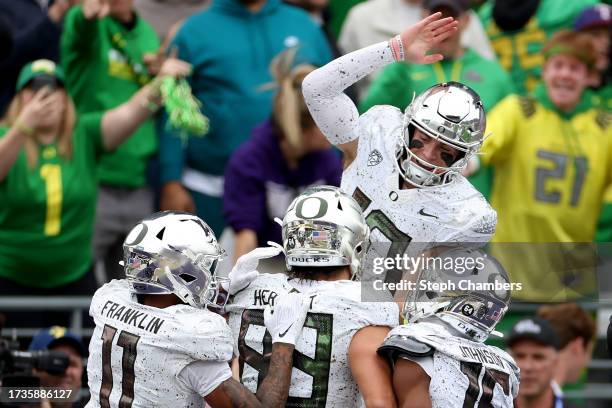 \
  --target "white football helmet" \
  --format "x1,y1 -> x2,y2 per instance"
398,82 -> 486,187
281,186 -> 370,279
403,248 -> 511,342
123,211 -> 226,309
